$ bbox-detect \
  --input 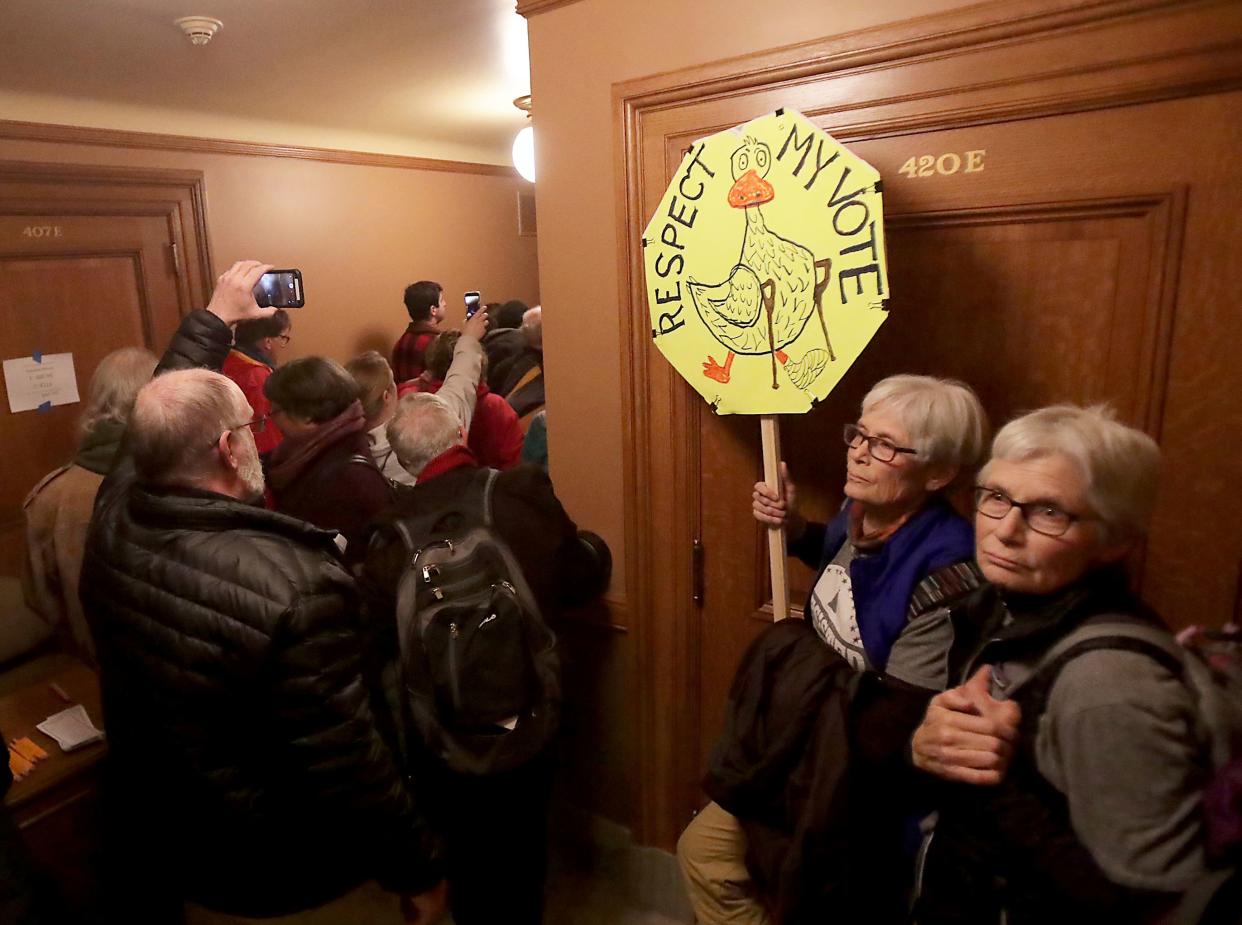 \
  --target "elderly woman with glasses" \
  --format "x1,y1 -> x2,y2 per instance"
754,373 -> 988,678
909,405 -> 1212,924
678,374 -> 989,925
